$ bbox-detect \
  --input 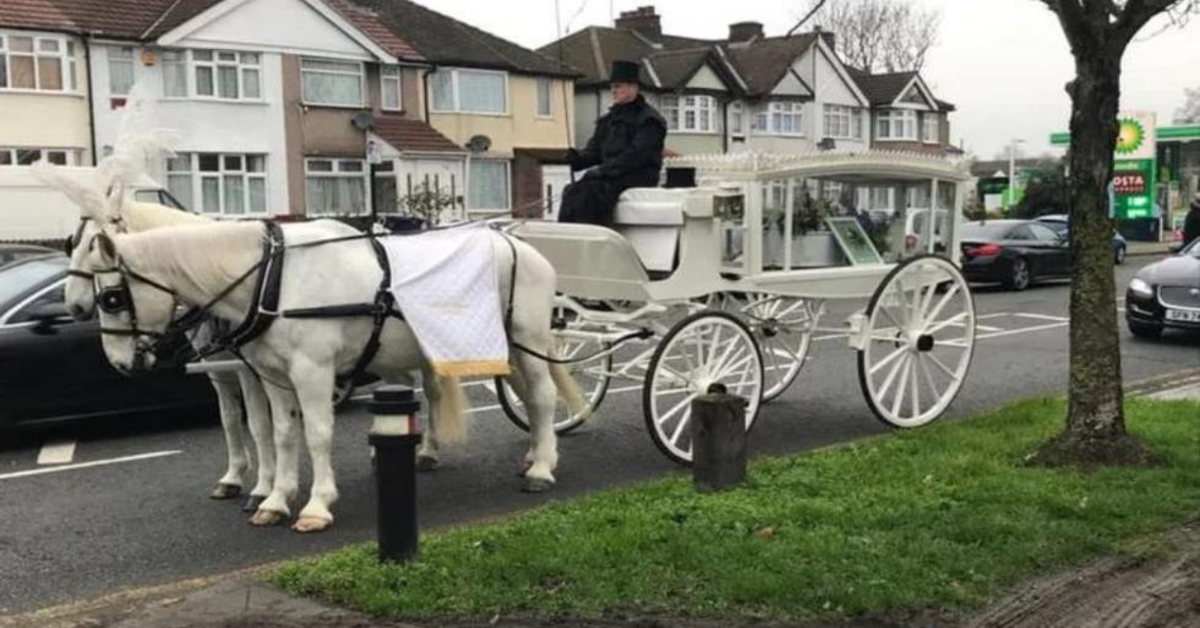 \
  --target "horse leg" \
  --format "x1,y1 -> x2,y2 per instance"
238,370 -> 274,513
290,359 -> 339,533
208,373 -> 248,500
416,368 -> 440,472
249,382 -> 301,527
514,352 -> 558,493
503,361 -> 536,475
